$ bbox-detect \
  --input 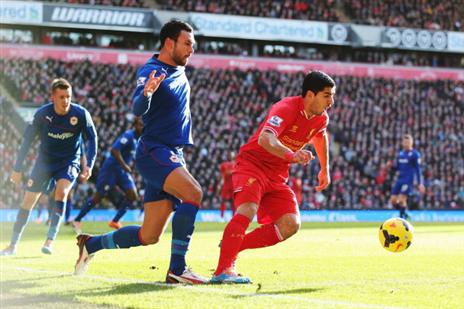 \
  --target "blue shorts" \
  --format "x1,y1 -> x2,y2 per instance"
391,180 -> 412,196
26,161 -> 80,193
135,141 -> 184,204
96,165 -> 136,195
